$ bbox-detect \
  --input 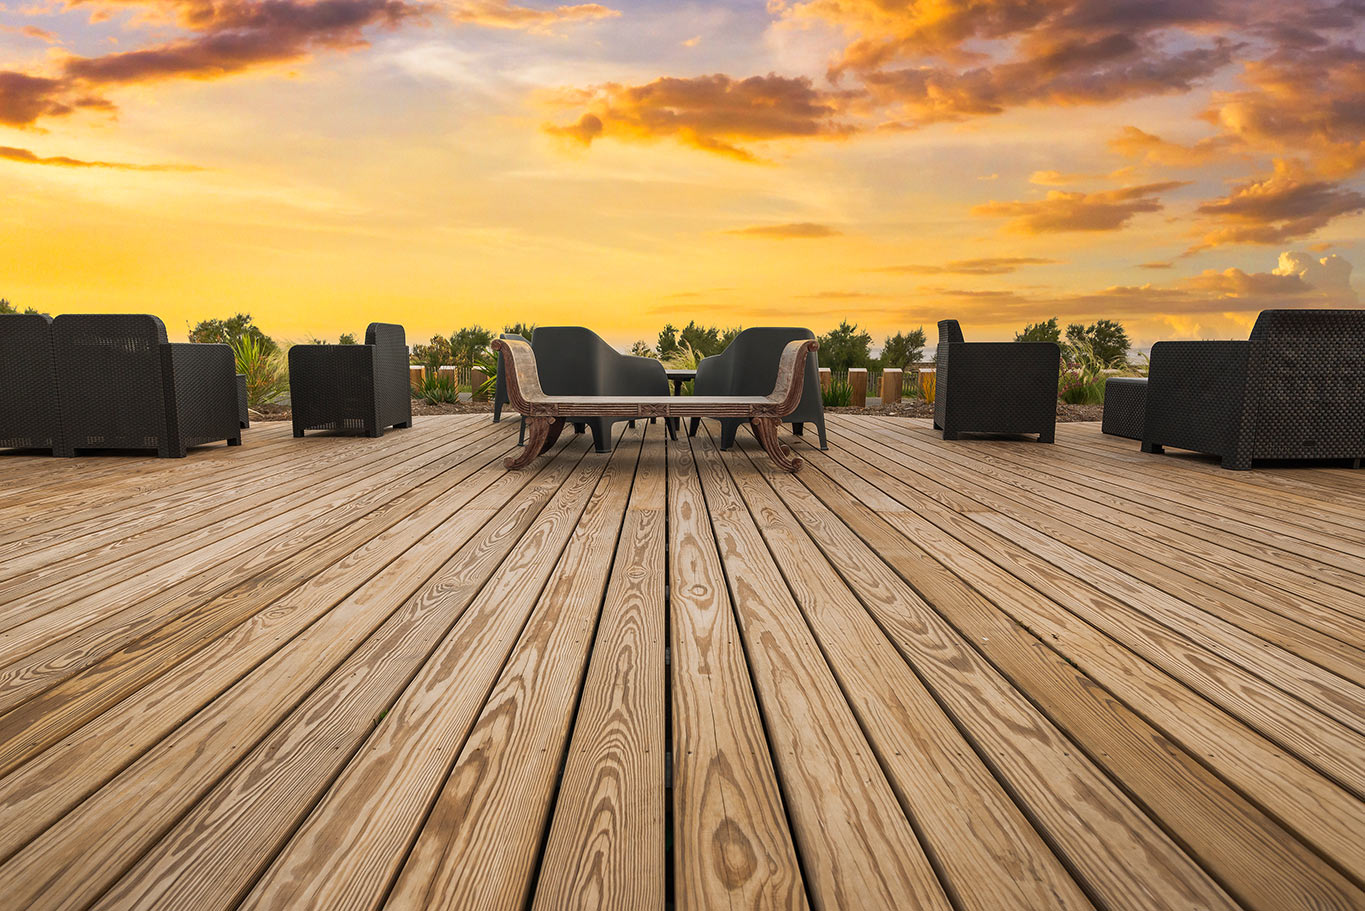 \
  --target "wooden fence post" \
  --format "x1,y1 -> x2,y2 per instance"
437,365 -> 457,387
409,365 -> 425,390
470,368 -> 488,400
848,368 -> 867,407
819,368 -> 831,395
881,368 -> 902,404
